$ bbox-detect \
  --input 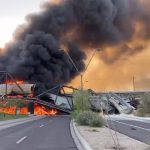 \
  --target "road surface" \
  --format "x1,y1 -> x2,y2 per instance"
107,116 -> 150,144
0,116 -> 77,150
